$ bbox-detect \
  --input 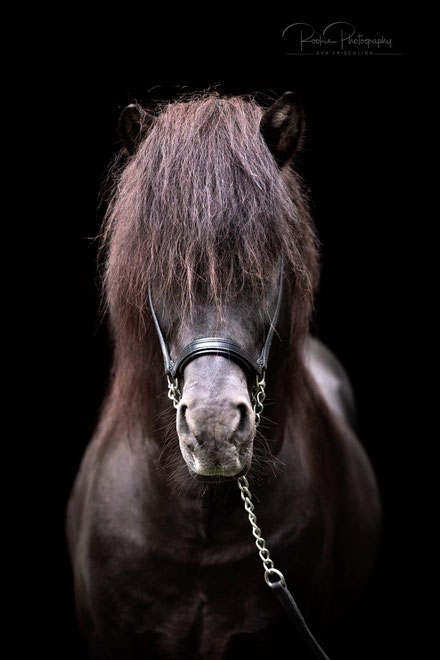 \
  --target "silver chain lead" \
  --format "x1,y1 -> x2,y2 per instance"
237,475 -> 286,586
240,371 -> 285,586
